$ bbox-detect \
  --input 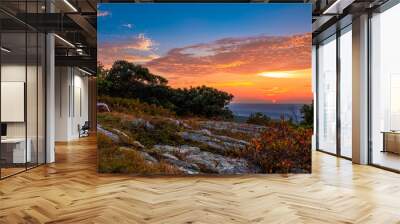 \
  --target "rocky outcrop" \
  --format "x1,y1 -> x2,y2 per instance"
199,121 -> 265,135
99,115 -> 267,174
131,118 -> 155,130
98,125 -> 145,149
165,118 -> 192,129
163,157 -> 200,175
132,141 -> 145,149
138,151 -> 158,164
112,128 -> 129,138
178,130 -> 249,153
153,145 -> 253,174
